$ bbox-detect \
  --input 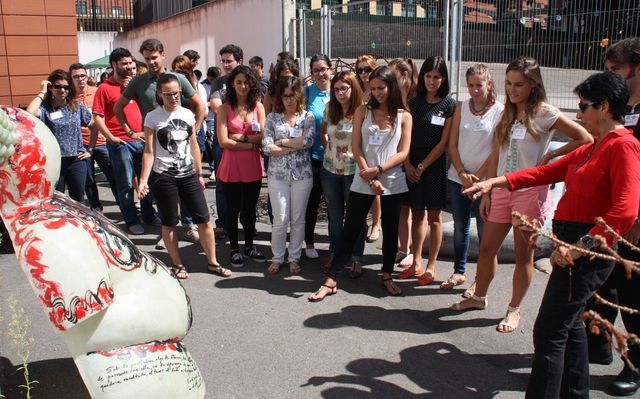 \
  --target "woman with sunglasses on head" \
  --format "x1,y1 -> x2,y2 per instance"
303,54 -> 333,260
138,73 -> 230,280
463,71 -> 640,398
217,65 -> 267,267
27,69 -> 94,202
320,71 -> 368,277
397,56 -> 455,287
450,57 -> 592,334
308,66 -> 412,301
356,55 -> 383,243
441,64 -> 504,294
262,77 -> 315,275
